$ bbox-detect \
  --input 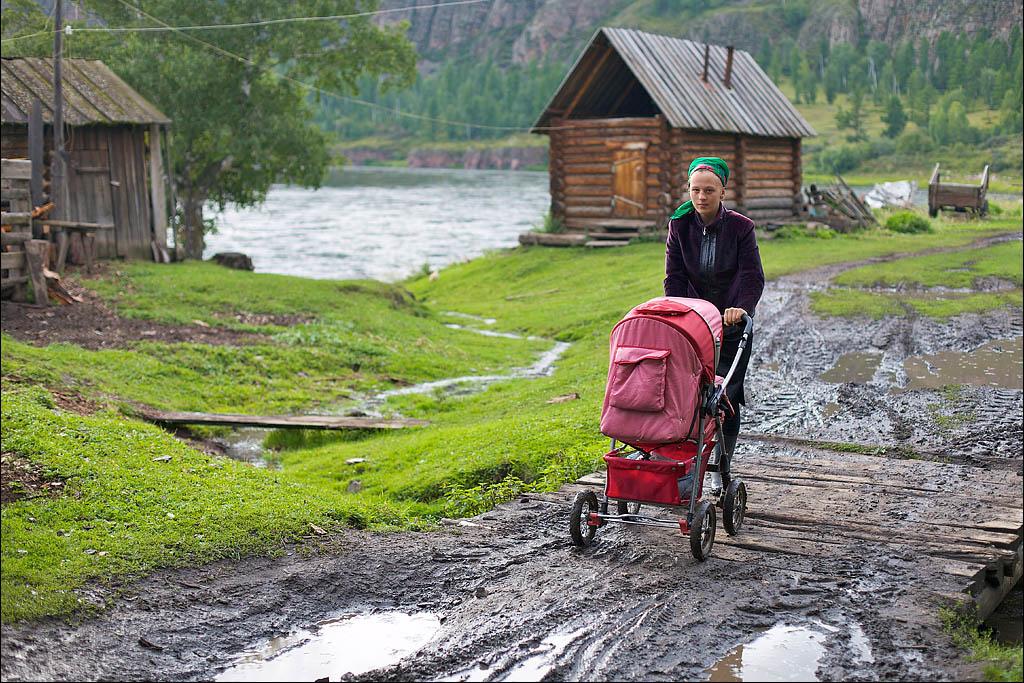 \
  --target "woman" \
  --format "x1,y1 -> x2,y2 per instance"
664,156 -> 765,495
